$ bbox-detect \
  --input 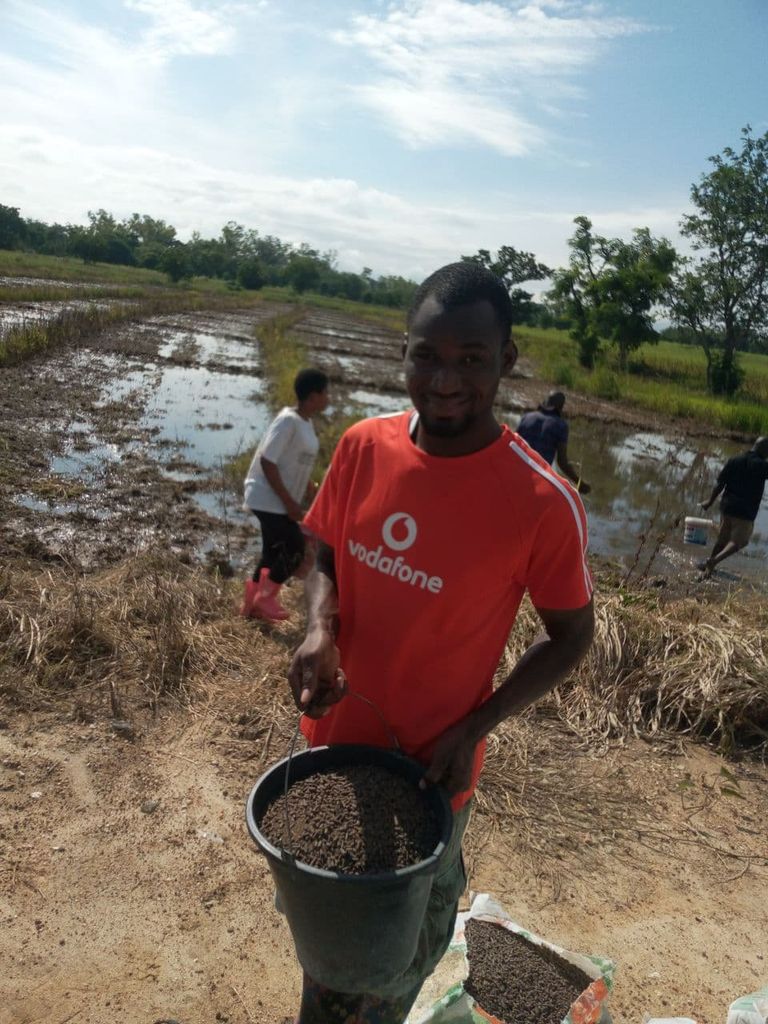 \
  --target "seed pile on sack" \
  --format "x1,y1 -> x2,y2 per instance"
465,918 -> 593,1024
259,765 -> 440,873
